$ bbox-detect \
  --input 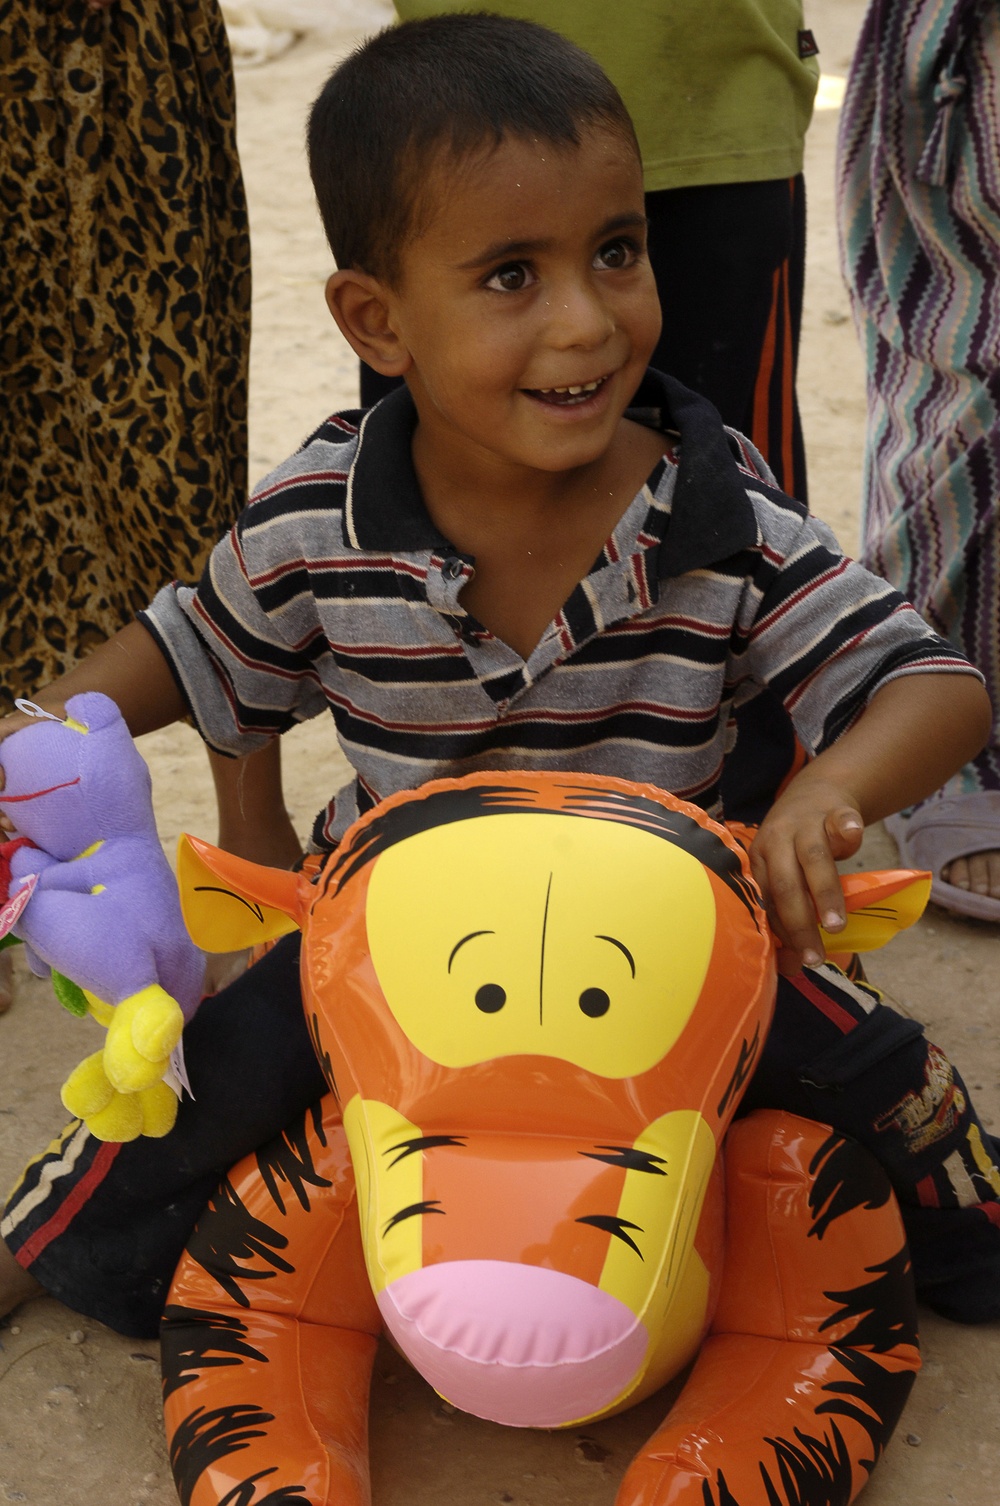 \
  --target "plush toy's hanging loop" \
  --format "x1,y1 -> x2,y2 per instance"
13,700 -> 66,723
